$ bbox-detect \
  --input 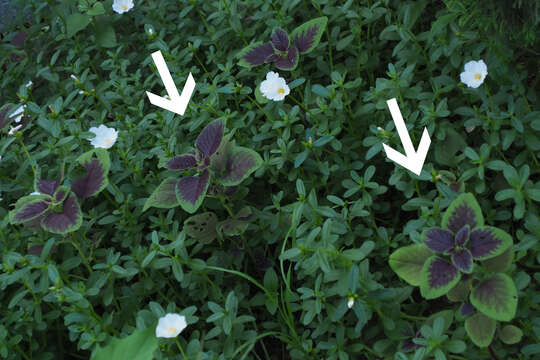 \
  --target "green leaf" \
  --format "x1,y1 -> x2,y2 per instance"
425,310 -> 454,334
446,280 -> 469,302
91,328 -> 158,360
95,18 -> 117,48
470,273 -> 517,322
66,13 -> 92,38
143,178 -> 180,212
255,83 -> 269,104
388,244 -> 433,286
464,313 -> 496,348
184,212 -> 218,244
217,145 -> 263,186
481,247 -> 514,273
498,324 -> 523,344
290,16 -> 328,55
87,2 -> 105,16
